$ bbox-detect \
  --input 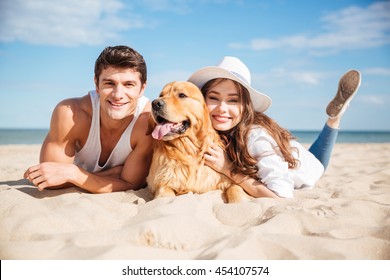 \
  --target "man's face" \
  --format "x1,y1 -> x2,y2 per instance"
95,66 -> 146,122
